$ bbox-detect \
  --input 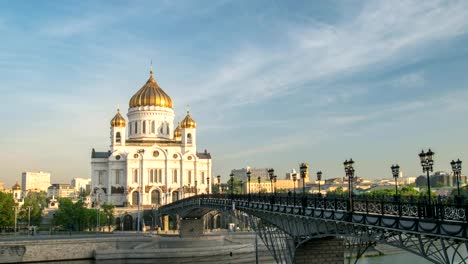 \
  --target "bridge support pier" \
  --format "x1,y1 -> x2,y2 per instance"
294,237 -> 344,264
179,217 -> 204,237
